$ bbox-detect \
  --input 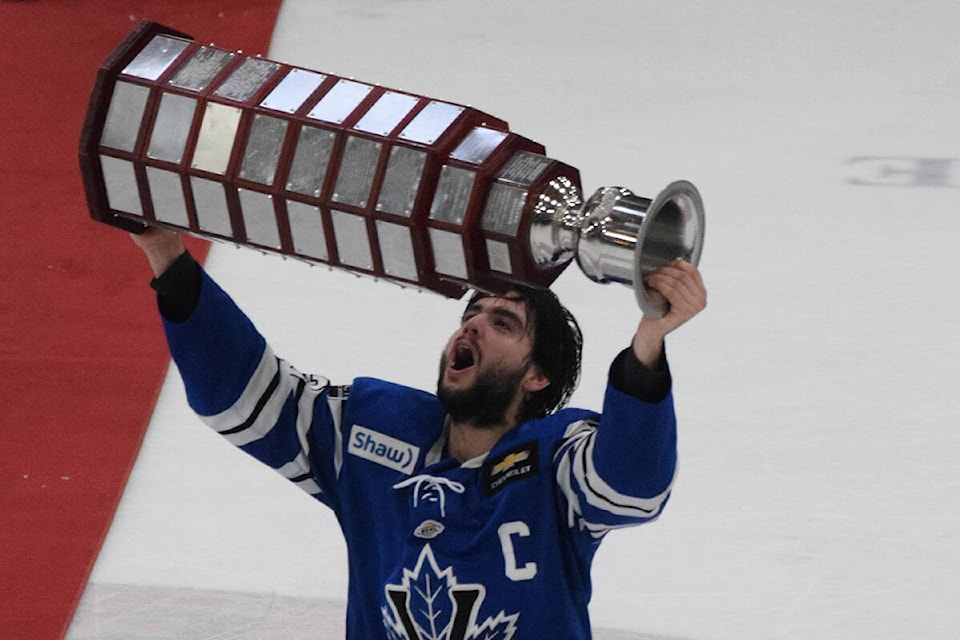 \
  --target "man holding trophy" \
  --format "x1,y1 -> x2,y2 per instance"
87,21 -> 708,639
131,227 -> 704,637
